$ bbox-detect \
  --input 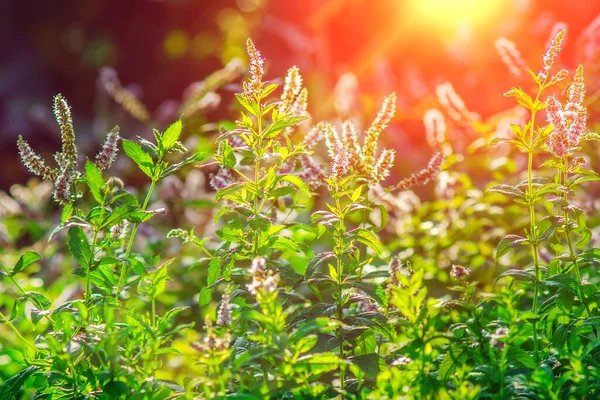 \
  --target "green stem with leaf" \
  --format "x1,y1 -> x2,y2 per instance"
115,179 -> 156,301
